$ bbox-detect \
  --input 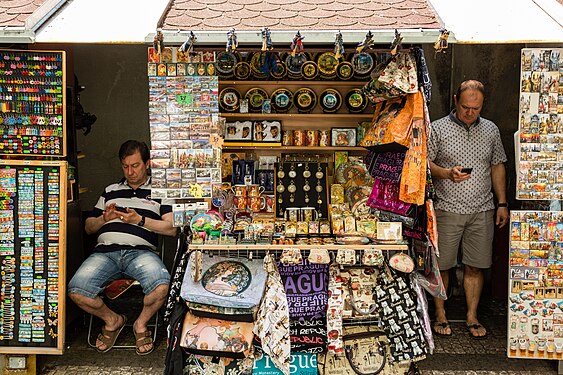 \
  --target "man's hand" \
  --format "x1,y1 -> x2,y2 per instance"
449,166 -> 472,183
496,207 -> 509,228
113,207 -> 141,225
